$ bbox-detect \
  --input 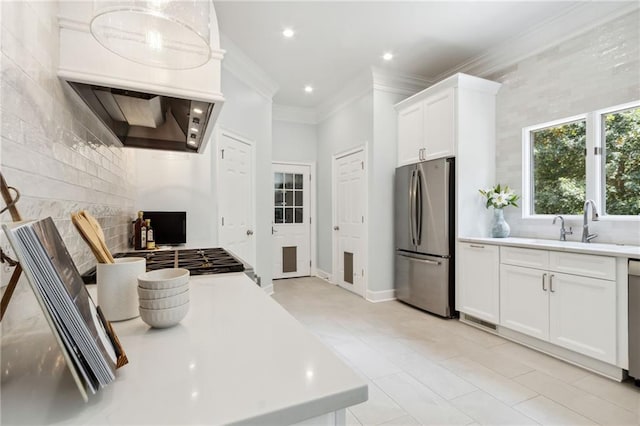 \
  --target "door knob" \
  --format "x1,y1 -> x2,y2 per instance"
333,226 -> 340,231
246,230 -> 254,236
